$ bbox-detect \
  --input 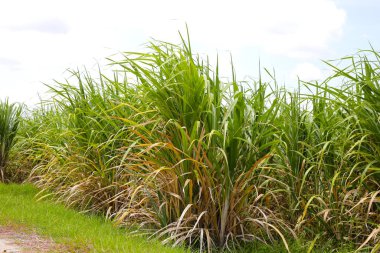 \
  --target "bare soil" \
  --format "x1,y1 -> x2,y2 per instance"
0,226 -> 71,253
